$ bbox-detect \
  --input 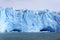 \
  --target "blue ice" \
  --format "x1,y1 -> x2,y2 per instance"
0,8 -> 60,32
